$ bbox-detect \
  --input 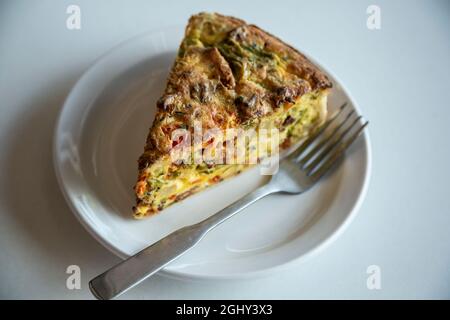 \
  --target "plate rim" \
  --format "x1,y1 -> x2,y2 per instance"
53,27 -> 372,281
